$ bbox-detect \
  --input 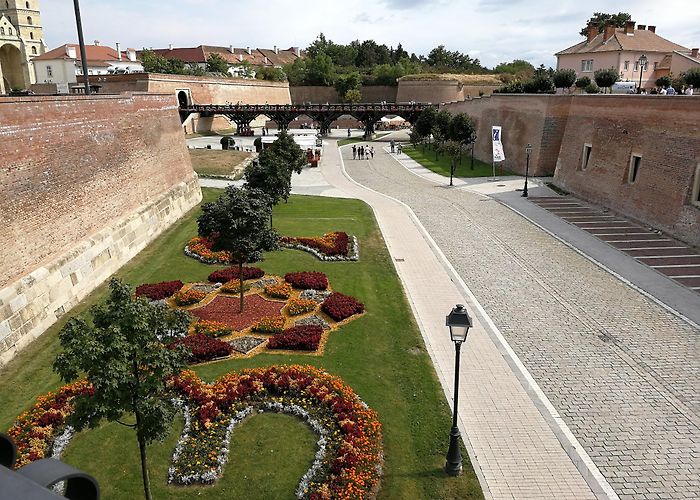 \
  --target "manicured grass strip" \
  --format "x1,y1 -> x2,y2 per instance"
0,190 -> 483,500
403,144 -> 510,178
